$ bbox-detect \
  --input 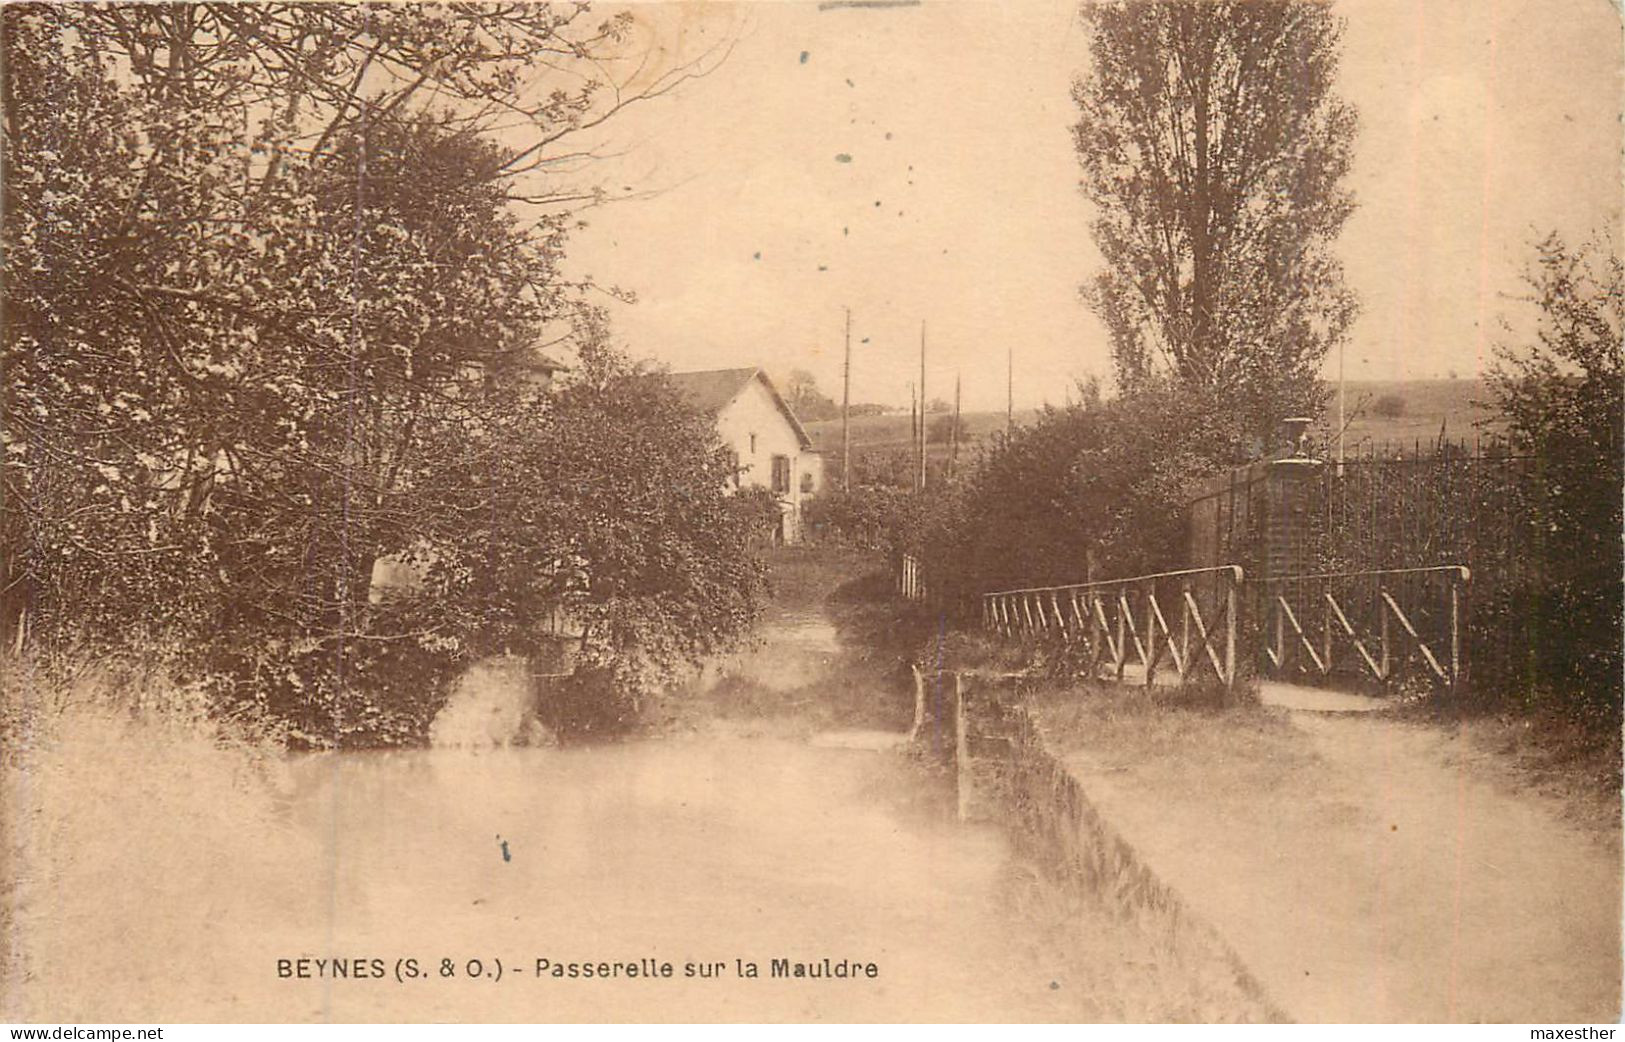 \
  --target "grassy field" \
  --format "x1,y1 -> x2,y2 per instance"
1024,681 -> 1321,805
804,408 -> 1040,454
802,378 -> 1505,474
1322,377 -> 1505,452
1408,705 -> 1622,836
